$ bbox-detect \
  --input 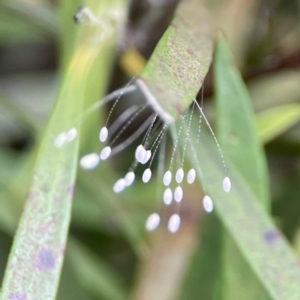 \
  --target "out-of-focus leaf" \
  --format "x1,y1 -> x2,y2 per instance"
184,36 -> 300,300
0,151 -> 34,235
0,1 -> 127,299
0,72 -> 57,132
0,1 -> 57,45
215,36 -> 270,205
78,171 -> 148,257
67,237 -> 128,300
132,190 -> 202,300
273,173 -> 300,243
249,70 -> 300,112
186,126 -> 300,300
0,90 -> 37,134
57,0 -> 82,70
180,215 -> 223,300
213,0 -> 259,68
212,36 -> 271,300
57,256 -> 92,300
257,104 -> 300,144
